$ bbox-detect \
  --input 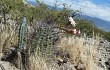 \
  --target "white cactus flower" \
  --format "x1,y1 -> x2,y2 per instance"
73,29 -> 77,34
77,30 -> 81,35
68,17 -> 77,27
